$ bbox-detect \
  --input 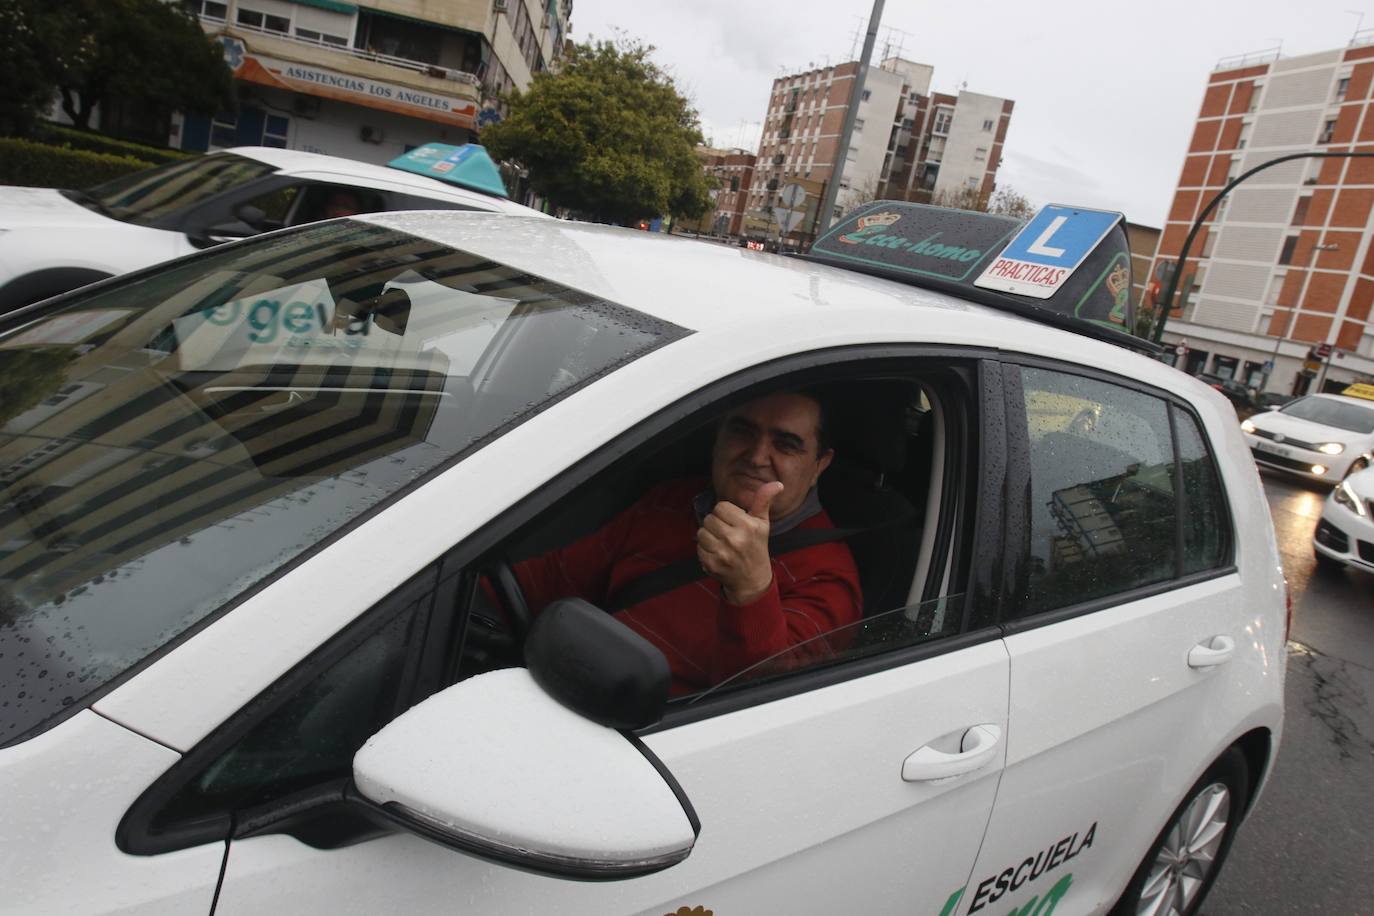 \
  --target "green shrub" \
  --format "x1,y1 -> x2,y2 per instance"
0,138 -> 153,189
36,123 -> 193,165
